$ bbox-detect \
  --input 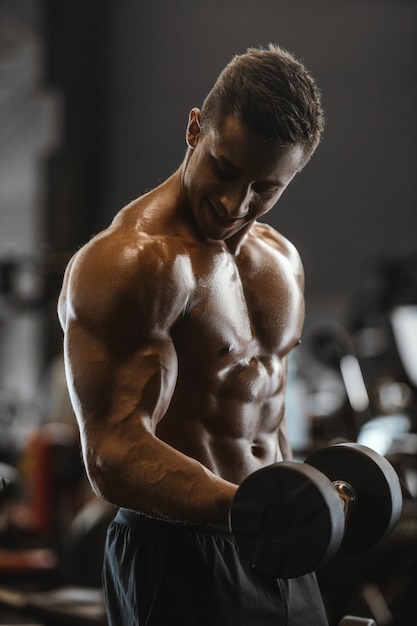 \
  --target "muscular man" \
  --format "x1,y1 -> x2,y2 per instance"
59,45 -> 327,625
